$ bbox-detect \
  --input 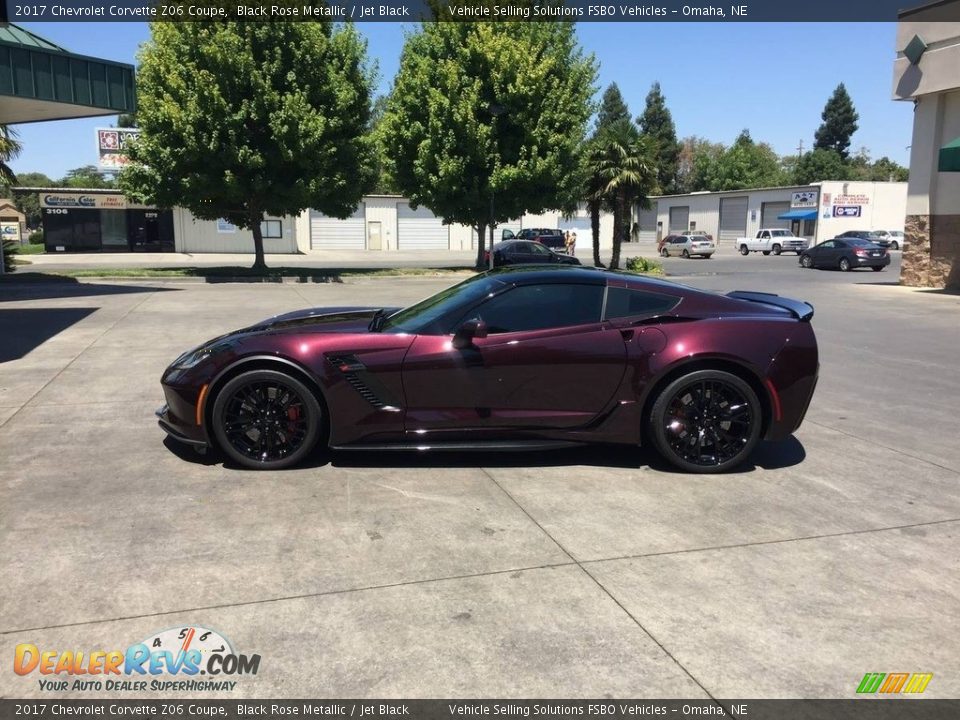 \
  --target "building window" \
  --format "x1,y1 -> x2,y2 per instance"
260,220 -> 282,238
802,220 -> 816,237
